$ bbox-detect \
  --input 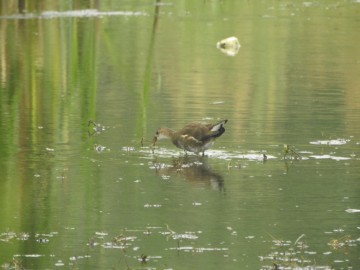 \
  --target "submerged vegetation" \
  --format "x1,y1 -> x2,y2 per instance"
260,233 -> 358,270
283,145 -> 302,160
1,227 -> 358,269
